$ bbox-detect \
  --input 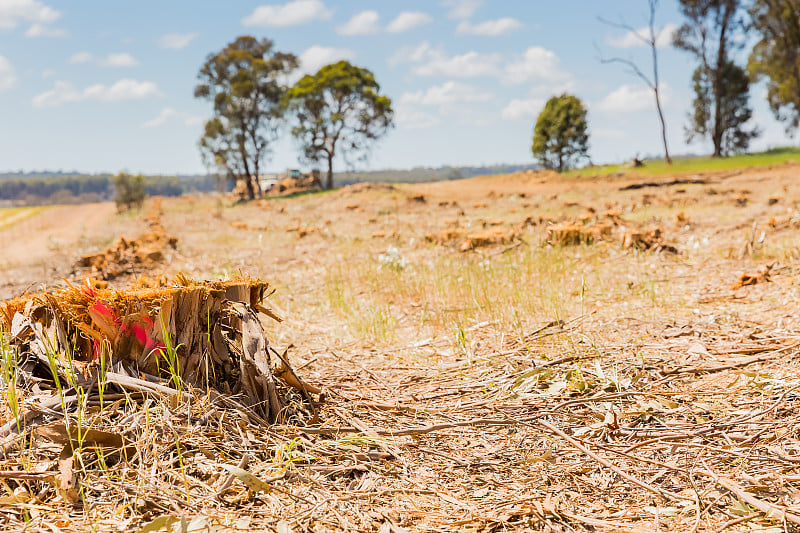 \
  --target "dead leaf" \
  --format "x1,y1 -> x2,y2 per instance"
135,515 -> 180,533
35,423 -> 129,452
219,464 -> 272,494
687,342 -> 713,359
57,445 -> 80,505
0,492 -> 32,507
276,521 -> 293,533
